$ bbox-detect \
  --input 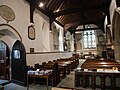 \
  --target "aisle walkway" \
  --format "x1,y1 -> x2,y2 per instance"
56,59 -> 101,90
56,69 -> 95,90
